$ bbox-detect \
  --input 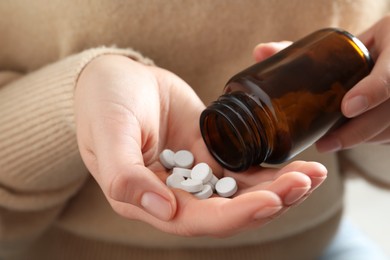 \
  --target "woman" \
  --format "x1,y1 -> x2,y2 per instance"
0,1 -> 389,259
